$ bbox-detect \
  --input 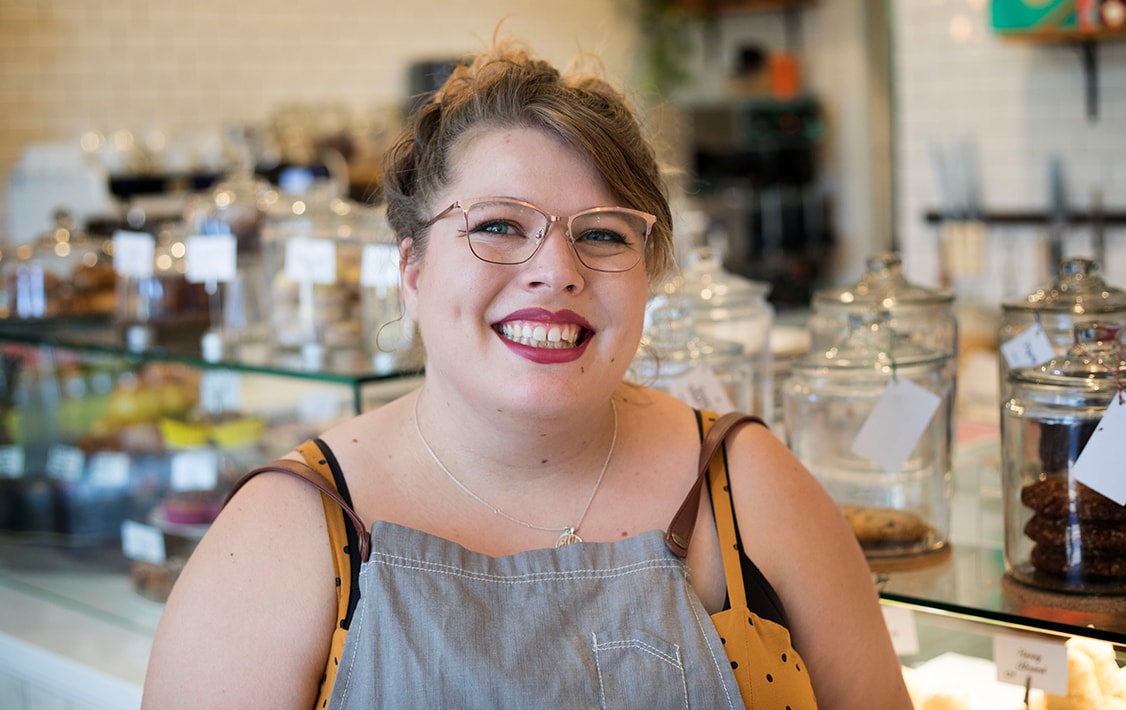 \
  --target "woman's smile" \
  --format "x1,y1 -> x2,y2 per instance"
495,319 -> 586,349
